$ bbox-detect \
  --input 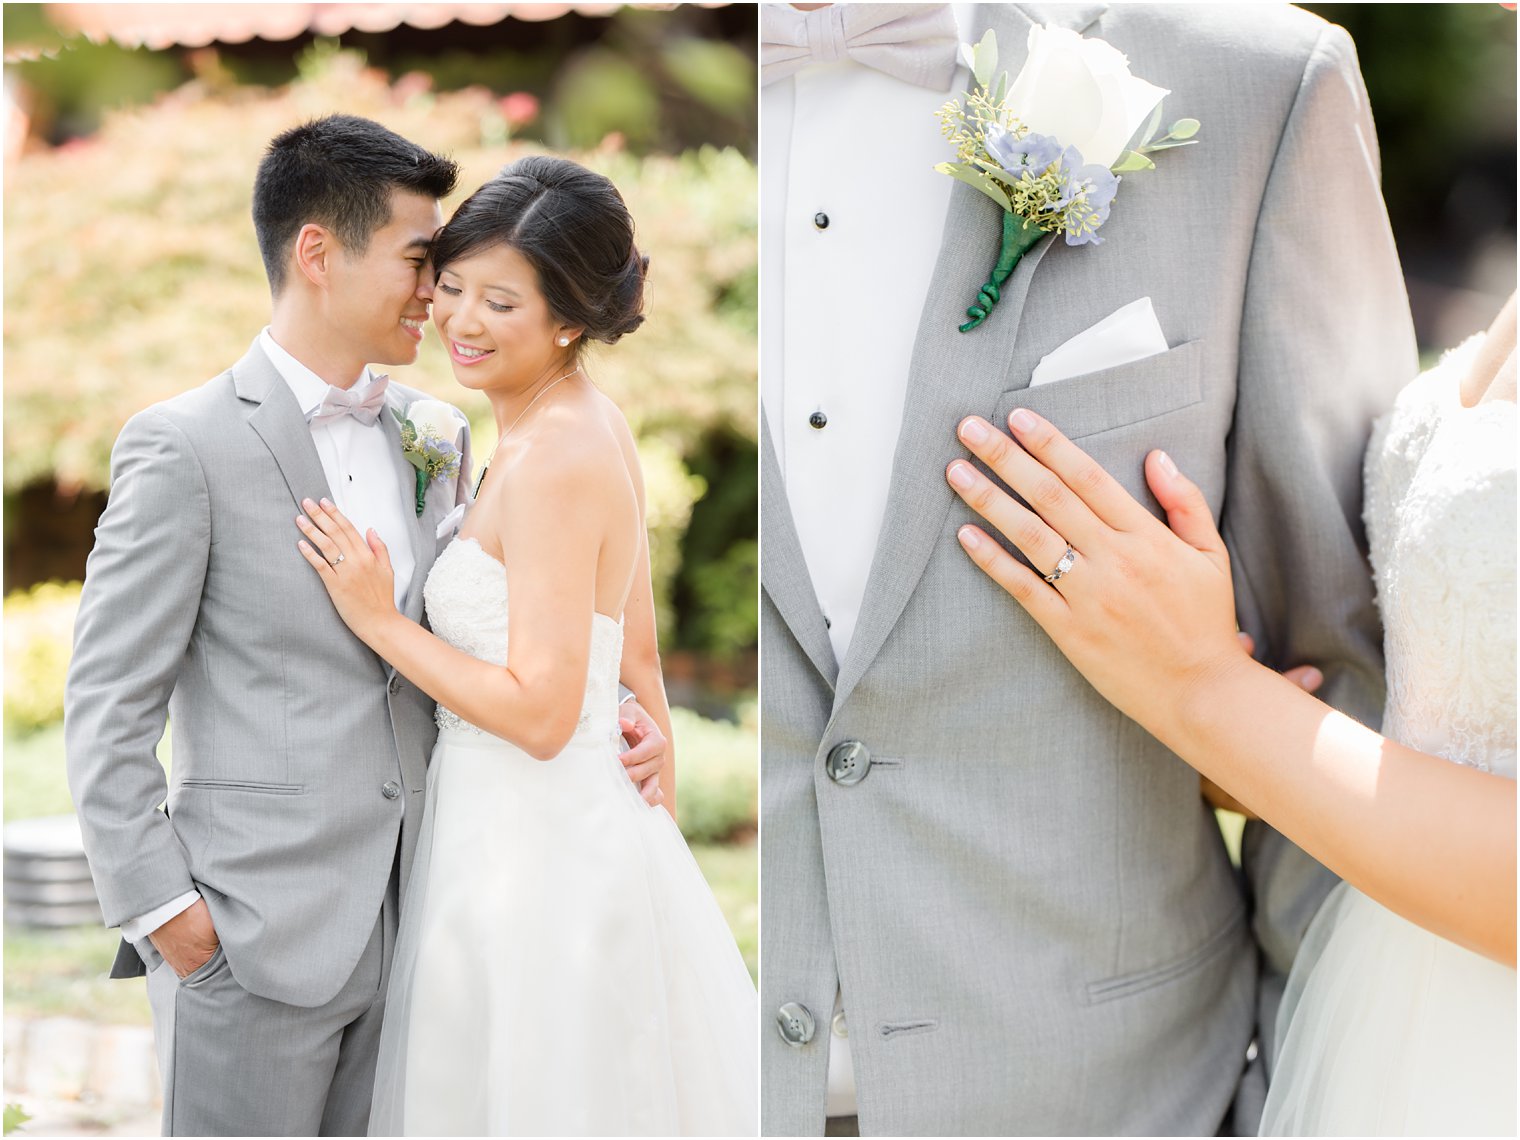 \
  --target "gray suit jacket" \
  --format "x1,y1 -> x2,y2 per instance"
761,4 -> 1416,1134
66,340 -> 471,1009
